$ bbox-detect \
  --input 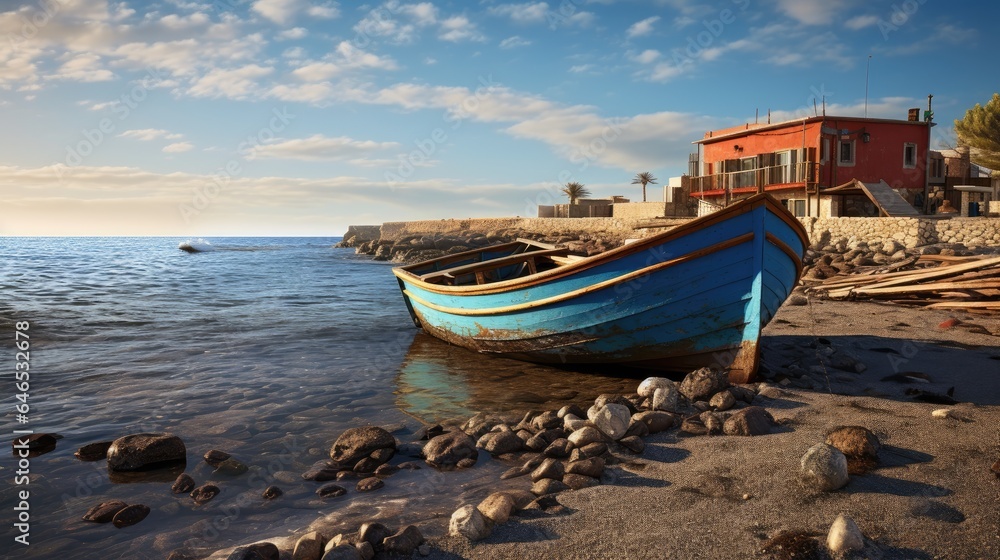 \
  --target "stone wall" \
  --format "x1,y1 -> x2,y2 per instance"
611,201 -> 694,219
800,216 -> 1000,249
340,225 -> 380,243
